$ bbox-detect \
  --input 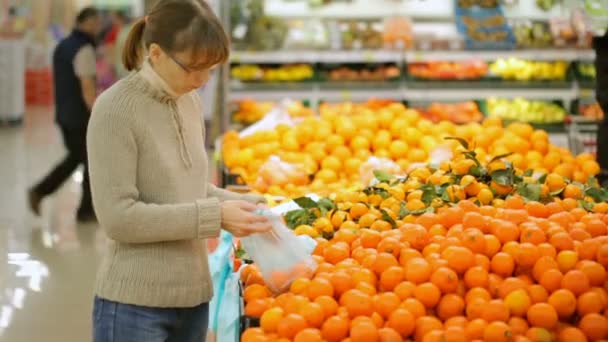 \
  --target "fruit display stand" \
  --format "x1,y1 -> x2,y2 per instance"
236,135 -> 608,341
